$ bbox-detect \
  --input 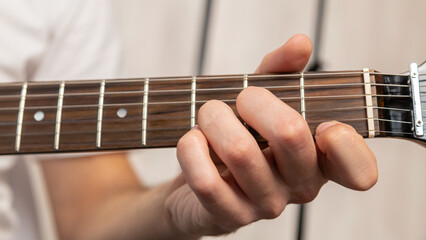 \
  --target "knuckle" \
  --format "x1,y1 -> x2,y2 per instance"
290,183 -> 321,204
190,173 -> 219,199
223,136 -> 255,168
275,117 -> 309,148
258,196 -> 286,219
216,209 -> 255,233
230,212 -> 255,229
